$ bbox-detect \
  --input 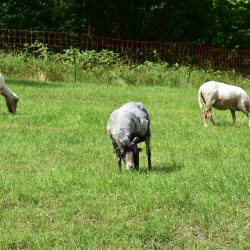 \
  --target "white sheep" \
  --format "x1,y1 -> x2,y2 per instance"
0,73 -> 20,113
107,102 -> 151,171
198,80 -> 250,126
